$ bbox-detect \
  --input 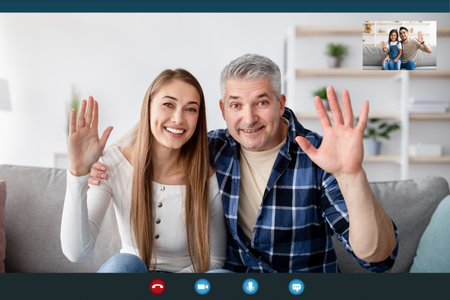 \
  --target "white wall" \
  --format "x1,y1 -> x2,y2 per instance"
0,13 -> 449,182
